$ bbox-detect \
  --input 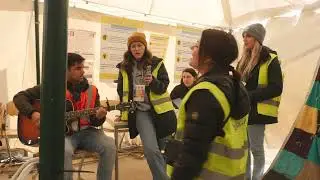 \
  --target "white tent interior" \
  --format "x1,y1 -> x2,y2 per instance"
1,0 -> 320,160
